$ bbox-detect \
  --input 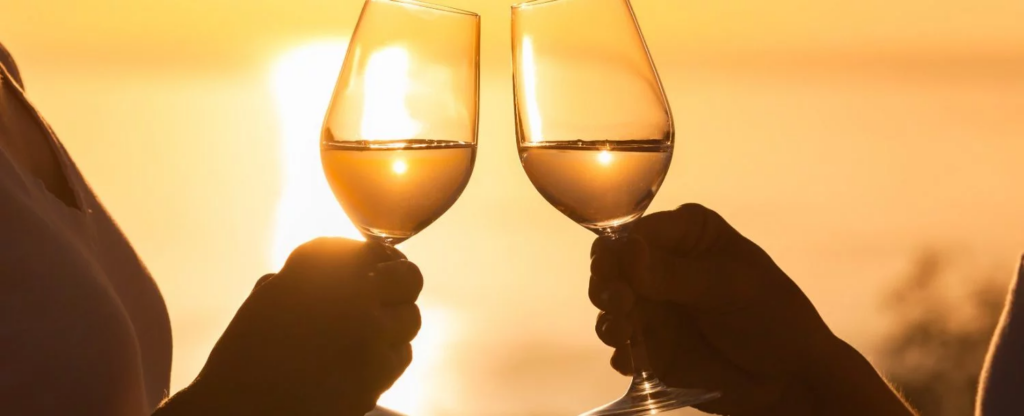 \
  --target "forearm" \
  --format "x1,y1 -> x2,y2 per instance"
152,379 -> 266,416
152,383 -> 229,416
152,376 -> 360,416
802,336 -> 916,416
